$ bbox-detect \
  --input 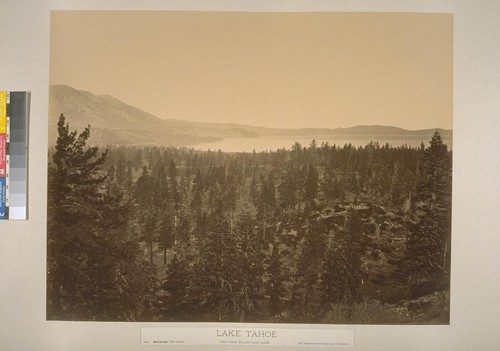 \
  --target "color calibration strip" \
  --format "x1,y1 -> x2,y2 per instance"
0,91 -> 29,220
0,92 -> 6,219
